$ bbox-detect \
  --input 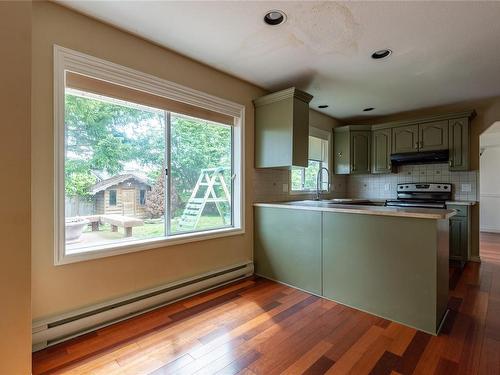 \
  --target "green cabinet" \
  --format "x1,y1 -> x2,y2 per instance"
334,129 -> 350,174
334,126 -> 371,175
419,120 -> 449,151
372,128 -> 393,174
254,88 -> 313,168
393,124 -> 419,153
448,118 -> 469,171
447,204 -> 471,261
351,131 -> 371,174
322,211 -> 448,335
392,121 -> 448,153
254,206 -> 449,335
254,206 -> 322,294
